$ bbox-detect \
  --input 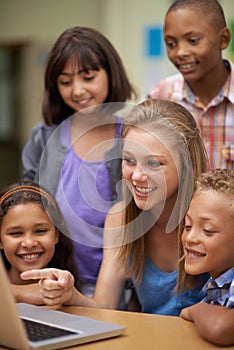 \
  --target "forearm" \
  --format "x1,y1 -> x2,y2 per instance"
11,283 -> 44,305
64,287 -> 107,309
180,303 -> 234,346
